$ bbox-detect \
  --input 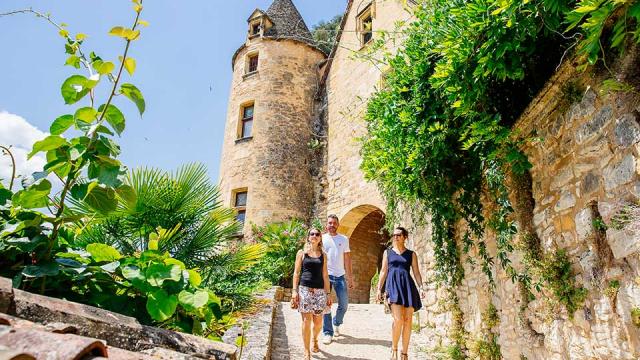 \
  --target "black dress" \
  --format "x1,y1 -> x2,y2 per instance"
384,249 -> 422,311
